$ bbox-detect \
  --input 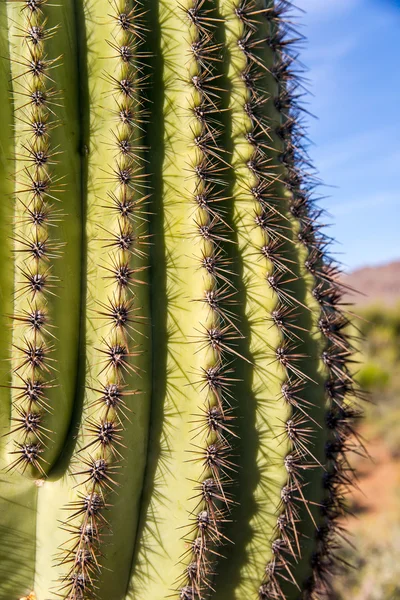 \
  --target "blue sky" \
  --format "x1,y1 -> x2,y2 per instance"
296,0 -> 400,271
